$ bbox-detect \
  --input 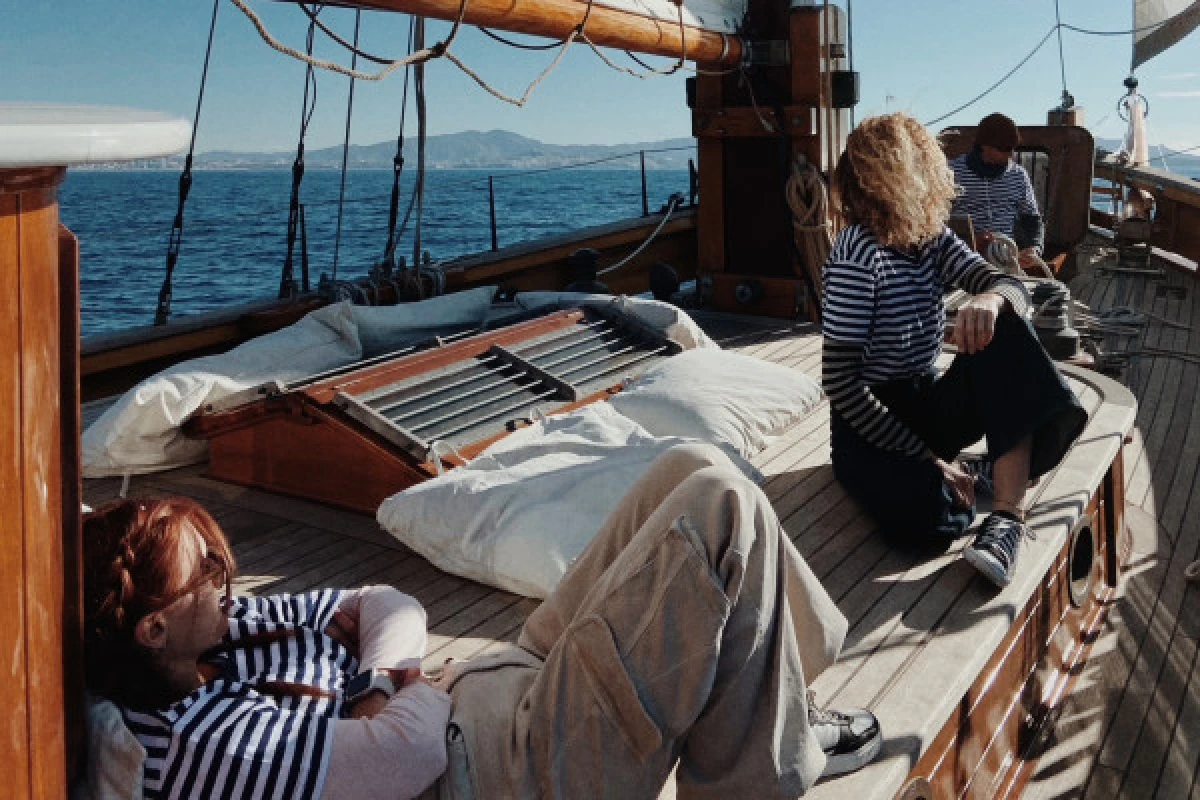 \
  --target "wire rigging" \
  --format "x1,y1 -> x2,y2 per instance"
331,9 -> 361,280
1053,0 -> 1071,107
155,0 -> 221,326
